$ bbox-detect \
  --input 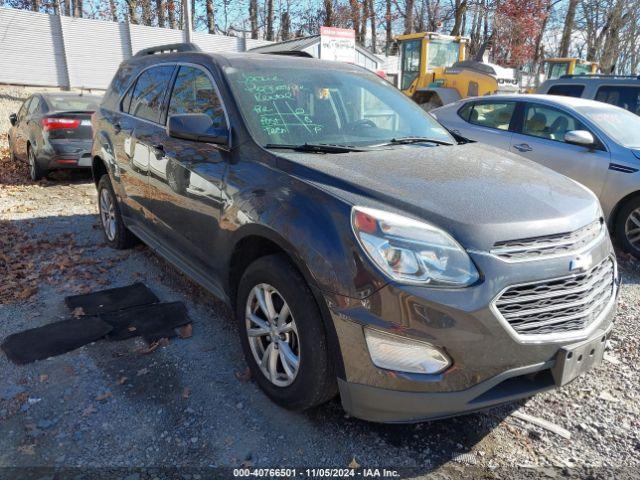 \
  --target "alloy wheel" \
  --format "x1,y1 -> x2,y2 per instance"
245,283 -> 300,387
99,188 -> 117,241
625,207 -> 640,250
28,150 -> 37,180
